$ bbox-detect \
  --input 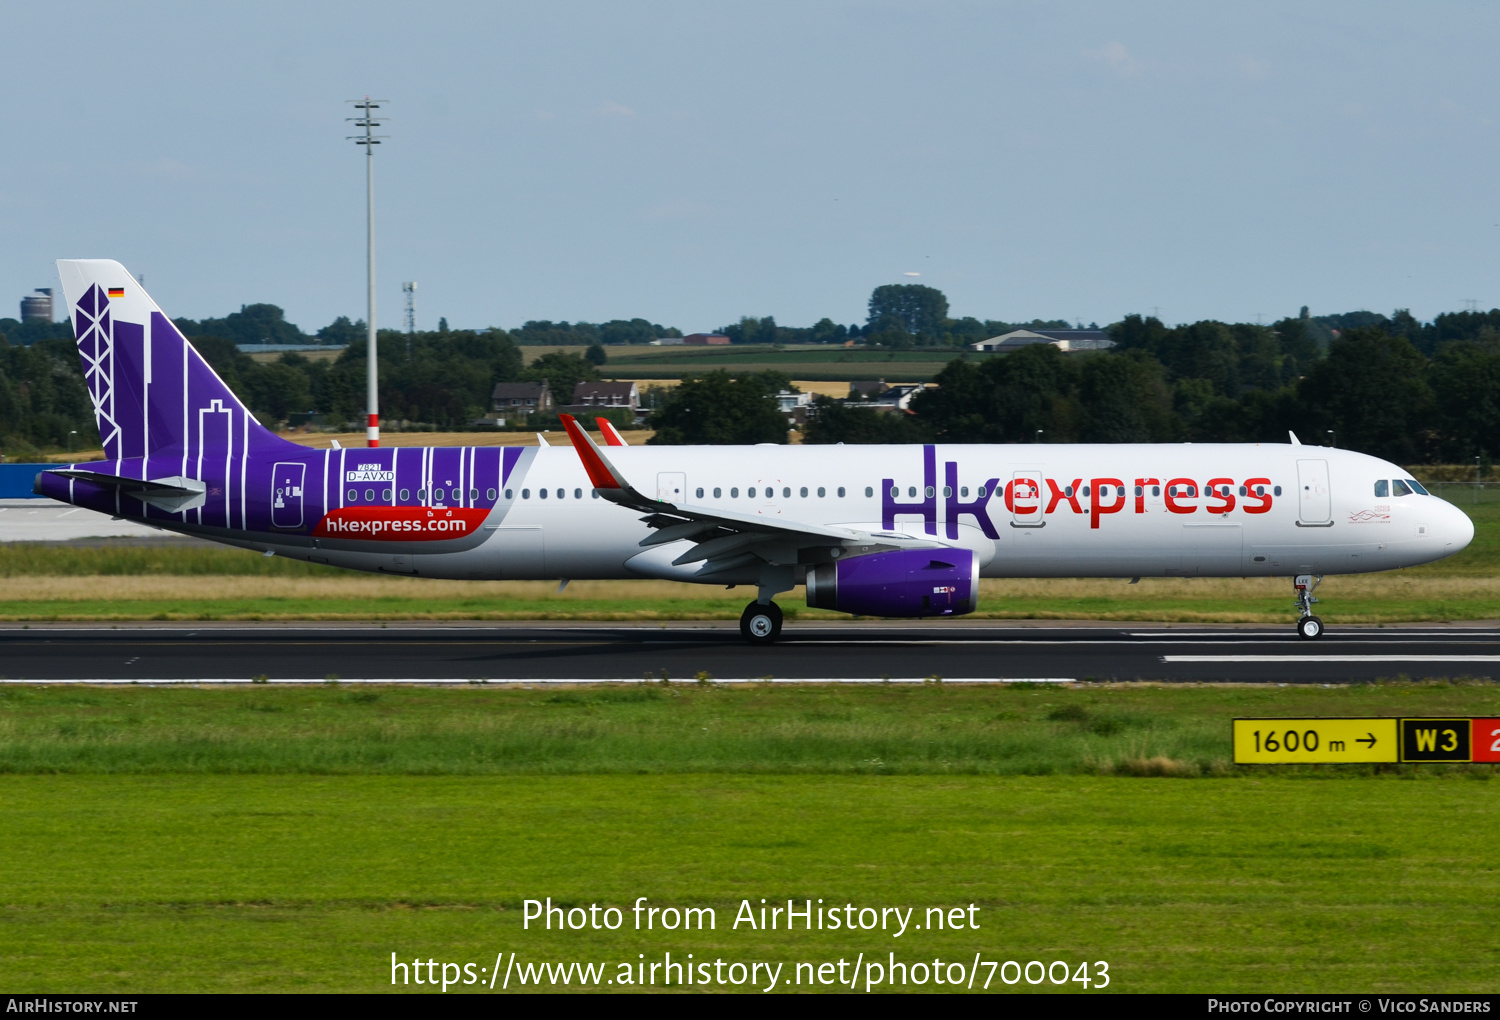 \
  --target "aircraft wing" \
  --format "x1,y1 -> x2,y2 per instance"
558,414 -> 937,575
